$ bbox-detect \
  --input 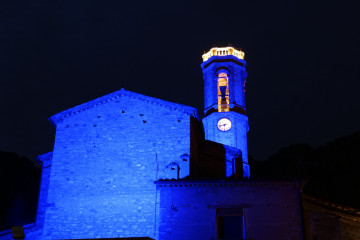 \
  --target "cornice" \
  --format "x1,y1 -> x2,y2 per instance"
49,88 -> 198,126
155,179 -> 301,189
